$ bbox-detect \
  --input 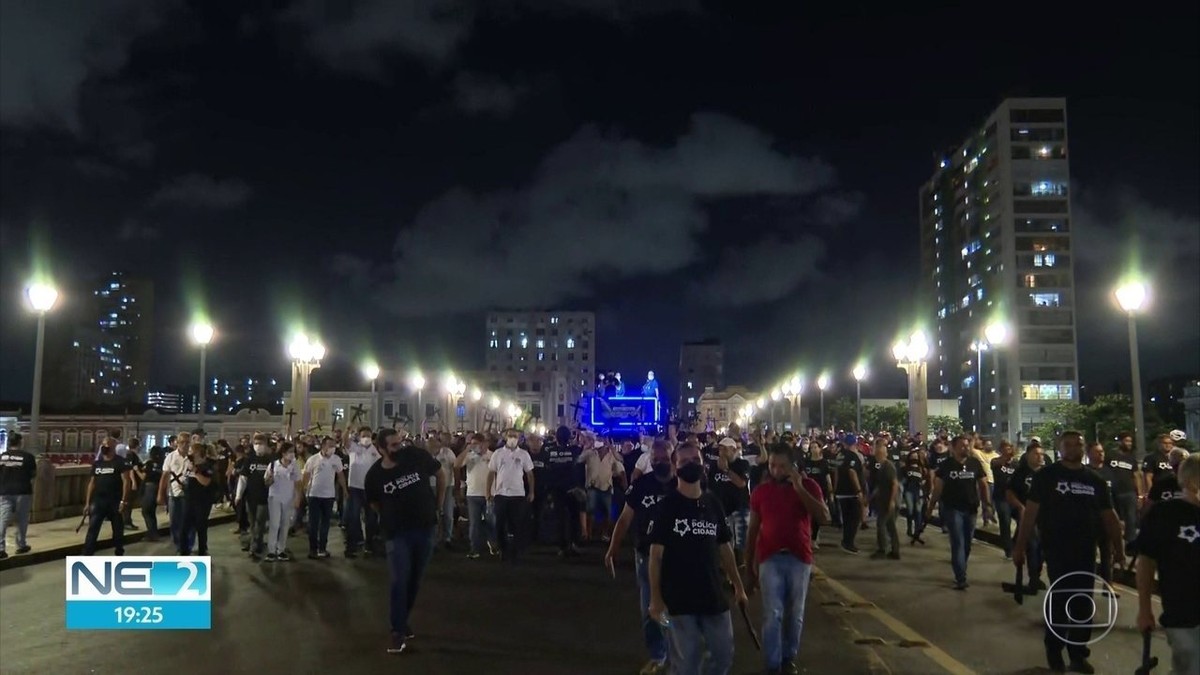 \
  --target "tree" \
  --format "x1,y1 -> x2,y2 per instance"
861,403 -> 909,434
826,396 -> 858,430
928,415 -> 964,436
1031,394 -> 1179,452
